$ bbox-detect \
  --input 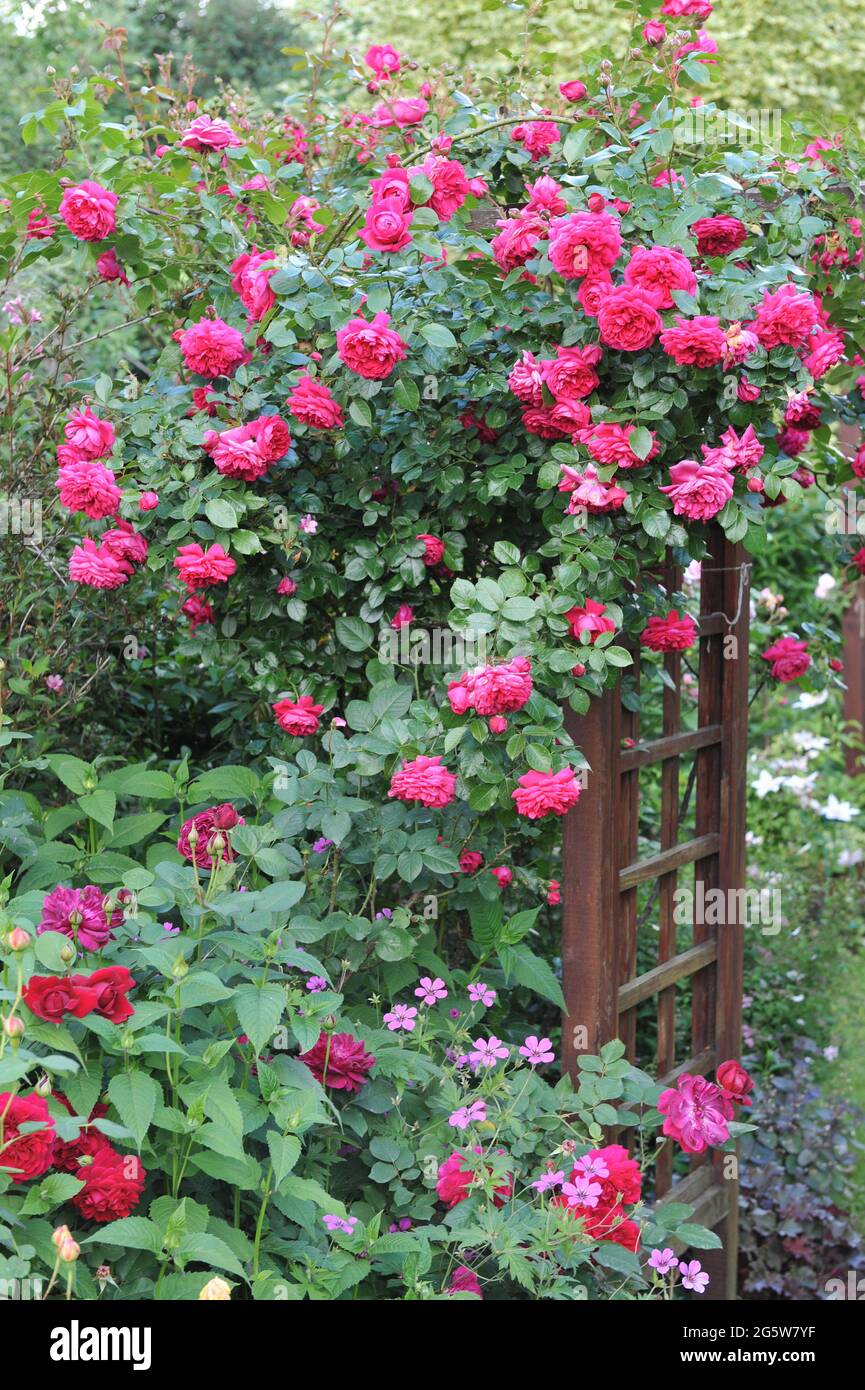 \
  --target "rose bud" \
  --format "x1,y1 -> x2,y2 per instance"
3,1014 -> 24,1038
7,926 -> 31,950
199,1276 -> 232,1300
52,1225 -> 73,1249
